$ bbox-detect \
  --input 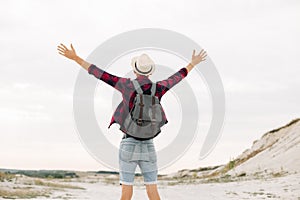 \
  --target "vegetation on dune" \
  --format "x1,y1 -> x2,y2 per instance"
0,169 -> 79,179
